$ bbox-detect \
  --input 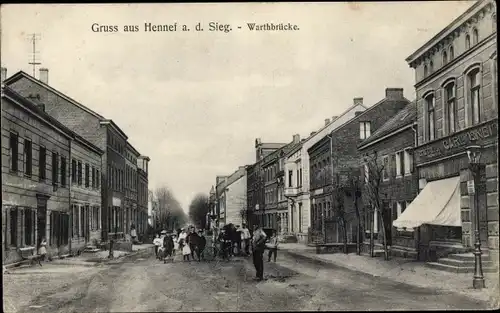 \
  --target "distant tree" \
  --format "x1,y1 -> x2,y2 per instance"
155,185 -> 188,232
188,193 -> 210,229
363,151 -> 389,260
